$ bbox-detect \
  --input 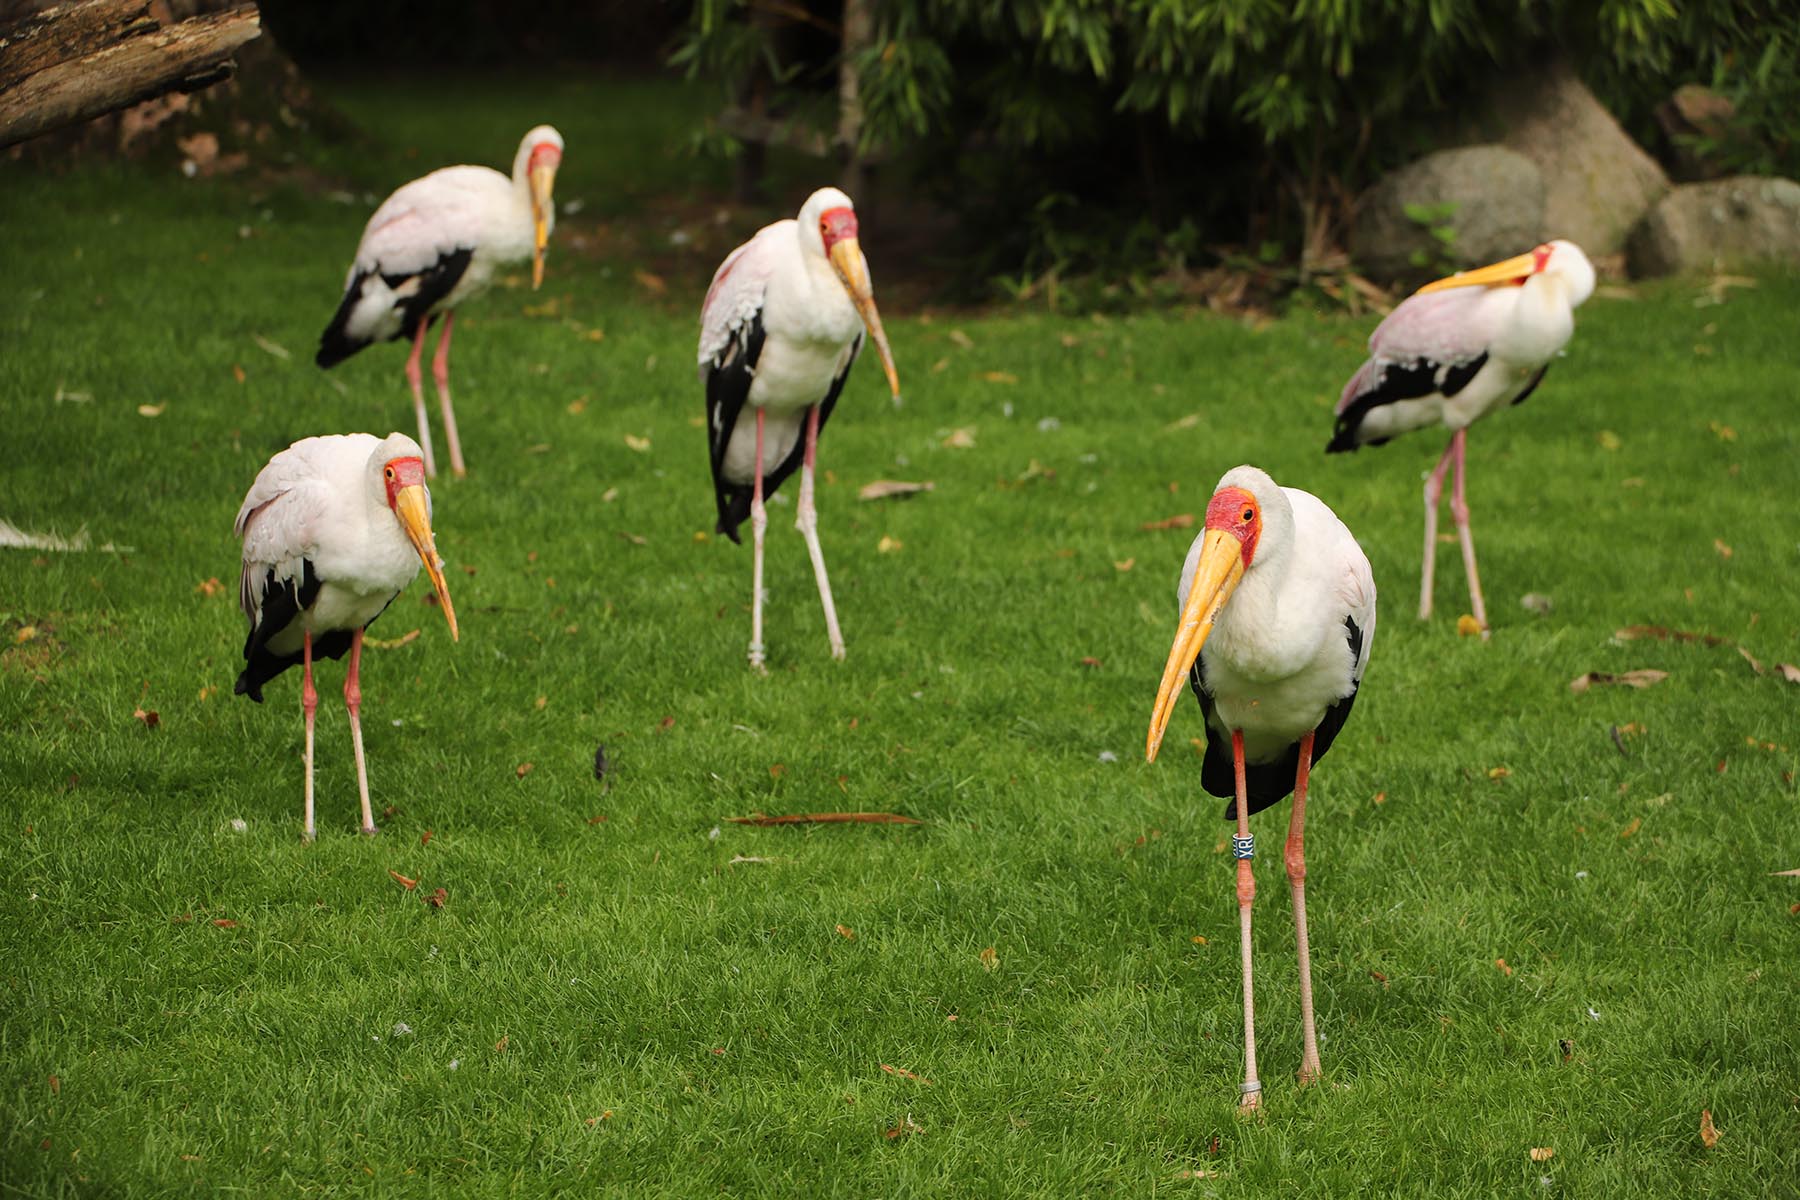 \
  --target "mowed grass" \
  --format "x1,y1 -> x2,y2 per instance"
3,74 -> 1798,1197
